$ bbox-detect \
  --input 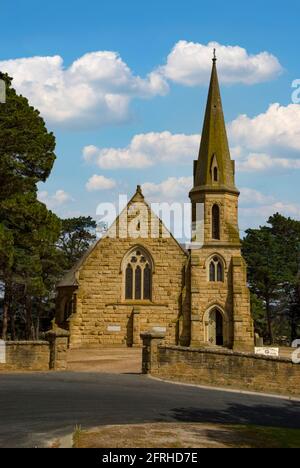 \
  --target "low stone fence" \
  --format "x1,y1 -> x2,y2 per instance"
0,329 -> 69,372
141,333 -> 300,398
